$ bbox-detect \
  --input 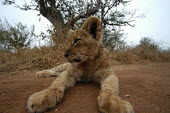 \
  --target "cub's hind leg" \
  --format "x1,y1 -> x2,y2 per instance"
36,63 -> 69,78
